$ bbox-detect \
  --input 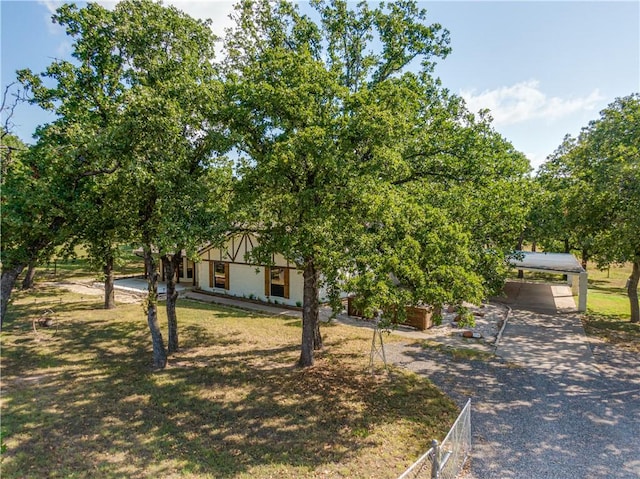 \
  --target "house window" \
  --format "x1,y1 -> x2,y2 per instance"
271,268 -> 286,297
214,261 -> 228,289
265,267 -> 290,299
186,261 -> 194,279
